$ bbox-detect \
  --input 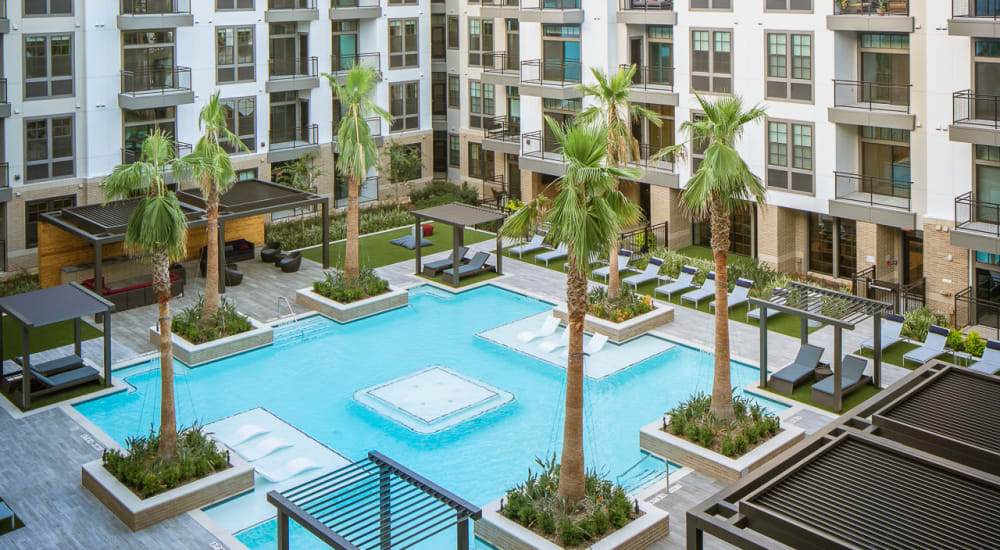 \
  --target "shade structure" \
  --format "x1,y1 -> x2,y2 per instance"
409,202 -> 505,286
